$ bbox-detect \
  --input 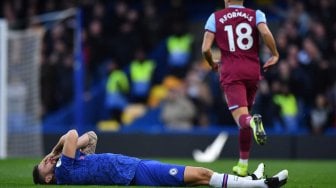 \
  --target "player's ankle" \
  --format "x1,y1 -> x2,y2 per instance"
238,159 -> 248,166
